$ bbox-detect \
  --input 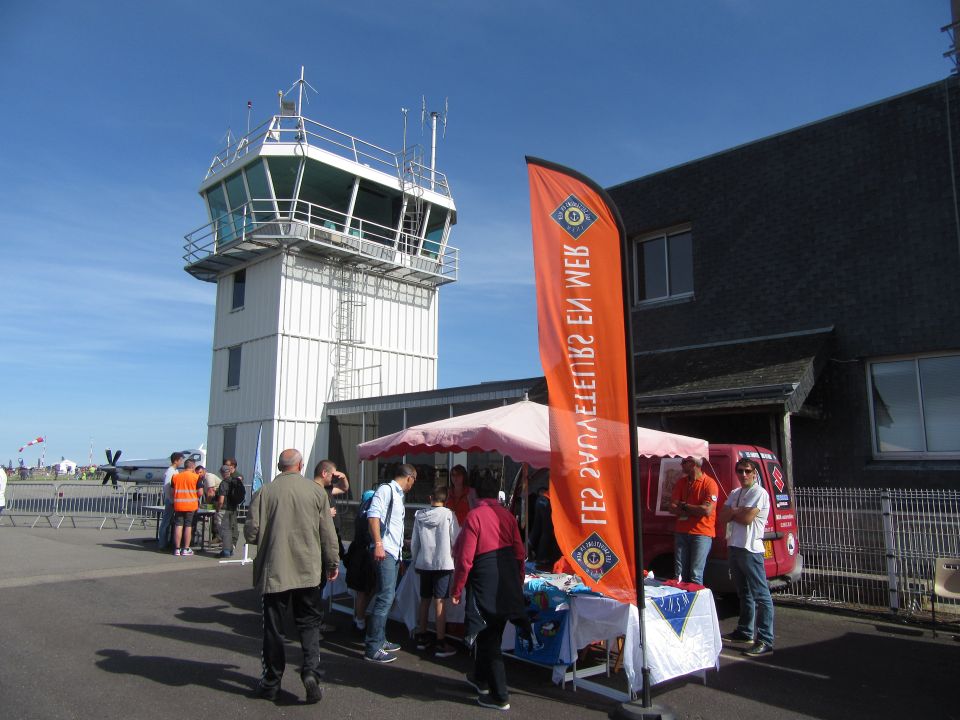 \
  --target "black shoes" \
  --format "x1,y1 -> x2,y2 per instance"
722,630 -> 754,643
302,674 -> 323,703
465,673 -> 490,695
254,683 -> 278,701
743,641 -> 774,657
